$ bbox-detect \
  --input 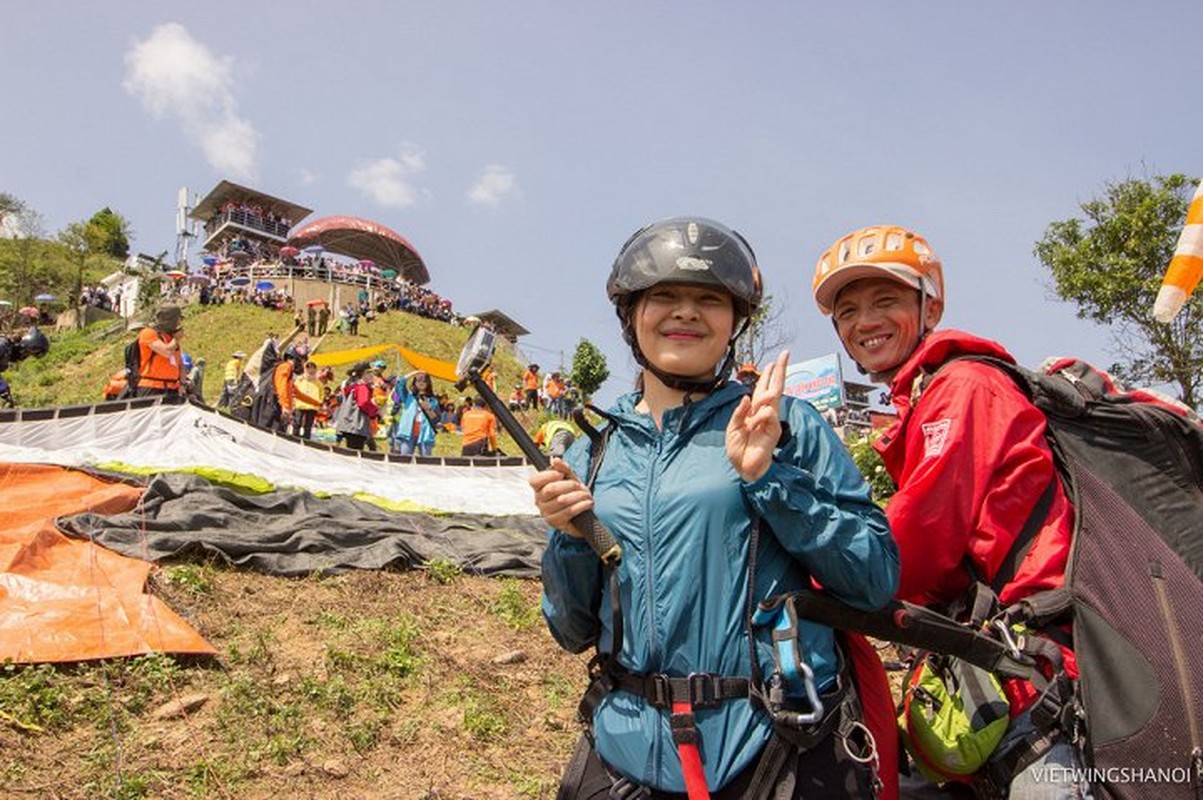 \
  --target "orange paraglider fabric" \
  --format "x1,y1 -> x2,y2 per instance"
0,463 -> 216,663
